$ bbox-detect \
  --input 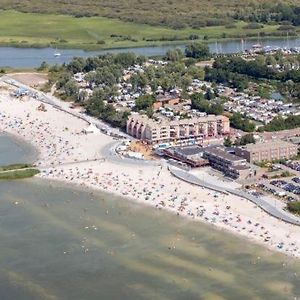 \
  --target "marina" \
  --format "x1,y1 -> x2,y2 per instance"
1,37 -> 300,68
